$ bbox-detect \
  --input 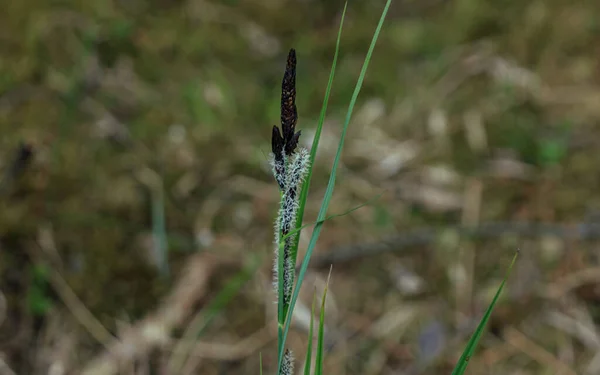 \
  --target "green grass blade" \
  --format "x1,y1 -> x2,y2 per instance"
303,292 -> 317,375
278,194 -> 379,357
450,251 -> 519,375
280,193 -> 382,244
290,2 -> 348,266
291,1 -> 347,259
151,177 -> 169,278
277,192 -> 285,357
277,2 -> 348,363
276,191 -> 375,360
277,1 -> 392,372
260,353 -> 263,375
314,268 -> 332,375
